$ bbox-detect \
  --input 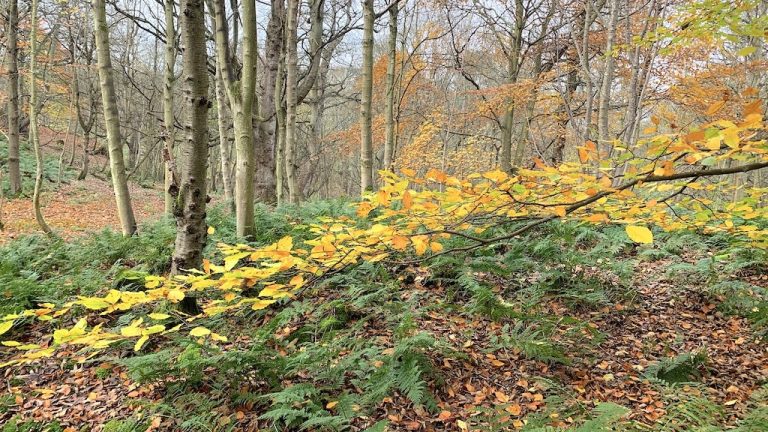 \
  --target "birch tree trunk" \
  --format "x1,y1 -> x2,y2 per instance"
275,43 -> 287,206
212,0 -> 258,238
597,0 -> 619,146
215,70 -> 235,211
93,0 -> 138,236
360,0 -> 375,193
383,1 -> 398,171
163,0 -> 177,216
29,0 -> 53,236
285,0 -> 300,204
5,0 -> 21,196
171,0 -> 210,275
